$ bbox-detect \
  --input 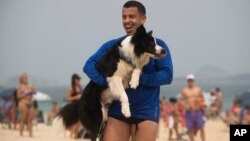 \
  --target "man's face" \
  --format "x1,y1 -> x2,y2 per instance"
187,79 -> 195,87
122,7 -> 146,35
